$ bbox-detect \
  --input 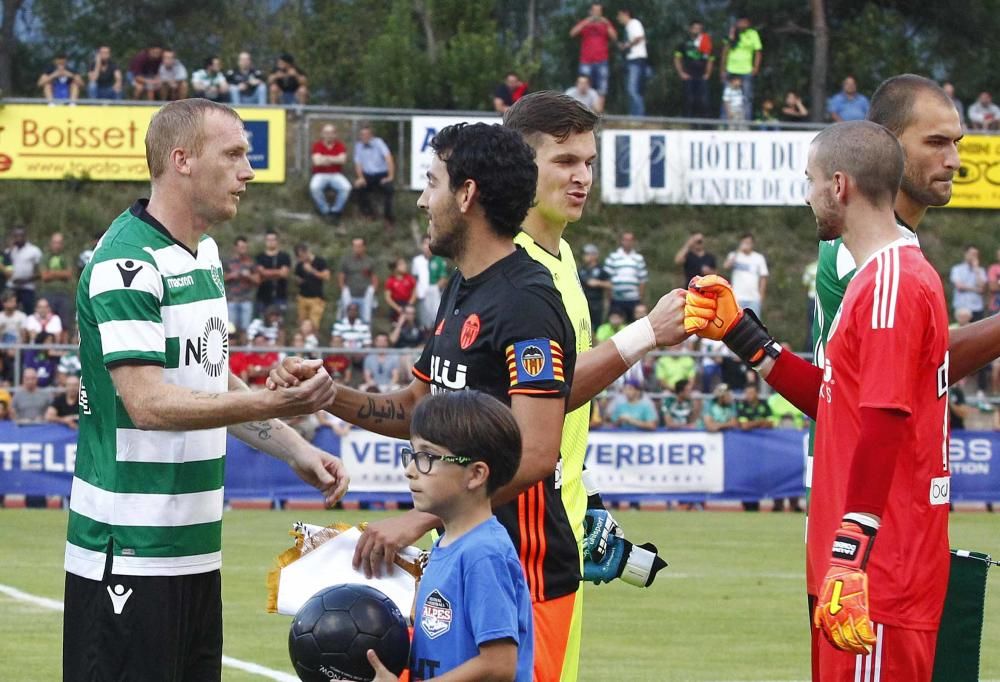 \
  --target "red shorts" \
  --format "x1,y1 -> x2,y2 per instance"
811,618 -> 937,681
